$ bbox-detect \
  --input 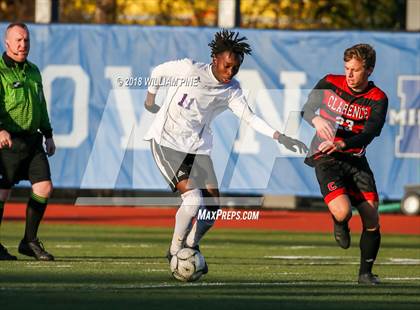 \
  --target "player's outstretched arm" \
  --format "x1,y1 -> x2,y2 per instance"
144,92 -> 160,113
274,131 -> 309,154
229,99 -> 308,154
